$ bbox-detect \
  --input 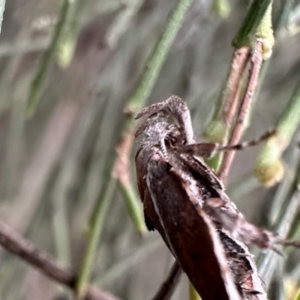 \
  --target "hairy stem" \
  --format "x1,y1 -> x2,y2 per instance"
218,40 -> 264,182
